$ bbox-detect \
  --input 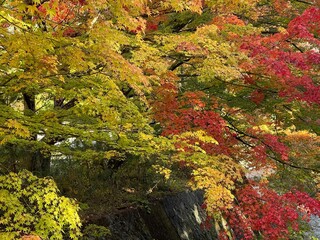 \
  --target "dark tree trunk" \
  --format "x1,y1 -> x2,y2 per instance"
31,150 -> 51,176
22,93 -> 51,176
